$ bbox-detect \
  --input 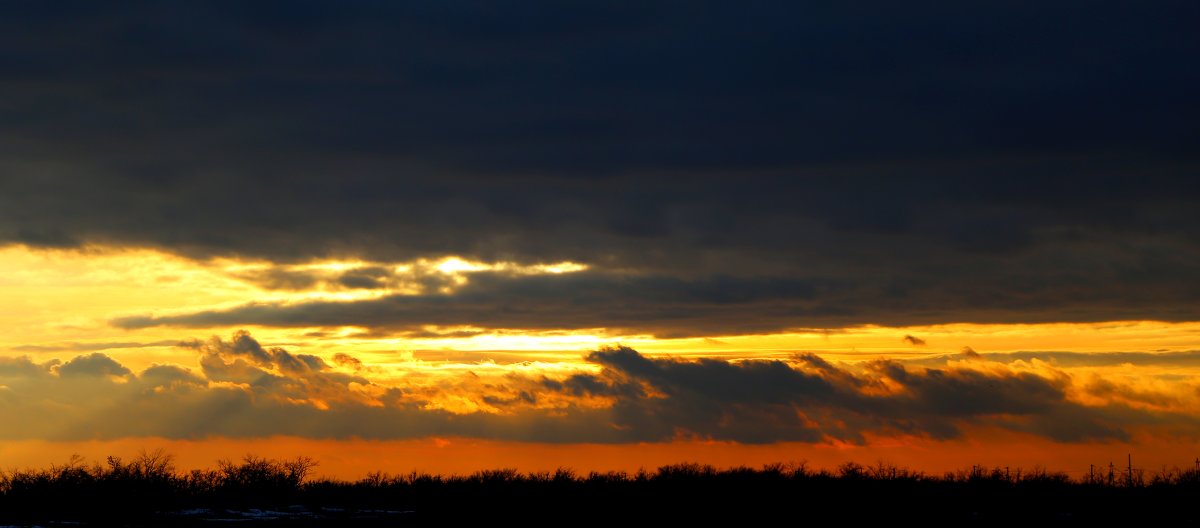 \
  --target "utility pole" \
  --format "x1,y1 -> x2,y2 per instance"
1127,454 -> 1133,487
1089,464 -> 1094,483
1108,461 -> 1114,486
